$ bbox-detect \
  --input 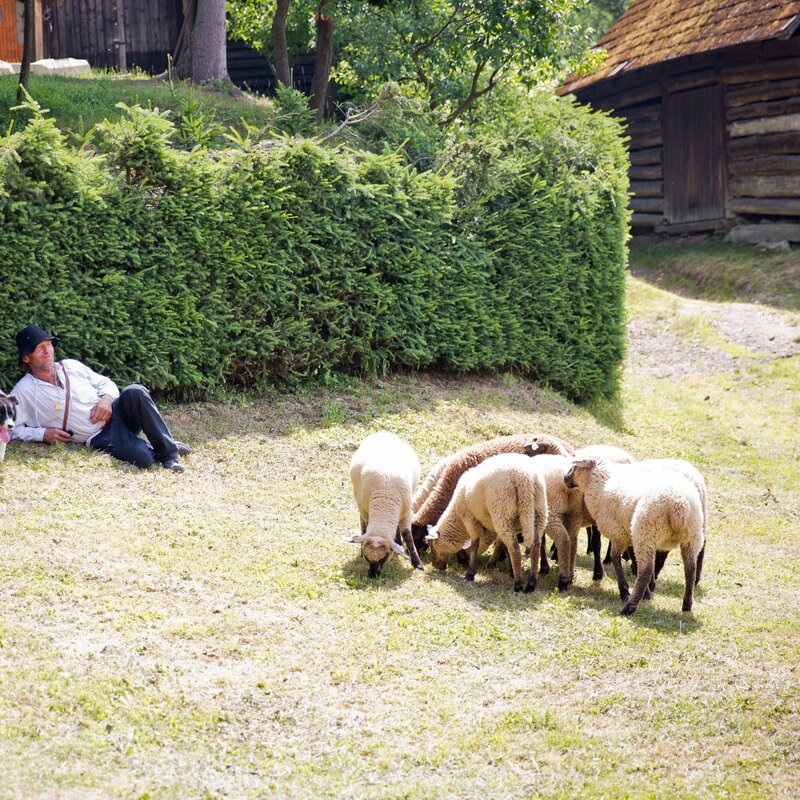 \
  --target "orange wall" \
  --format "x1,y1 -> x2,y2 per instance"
0,0 -> 22,62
